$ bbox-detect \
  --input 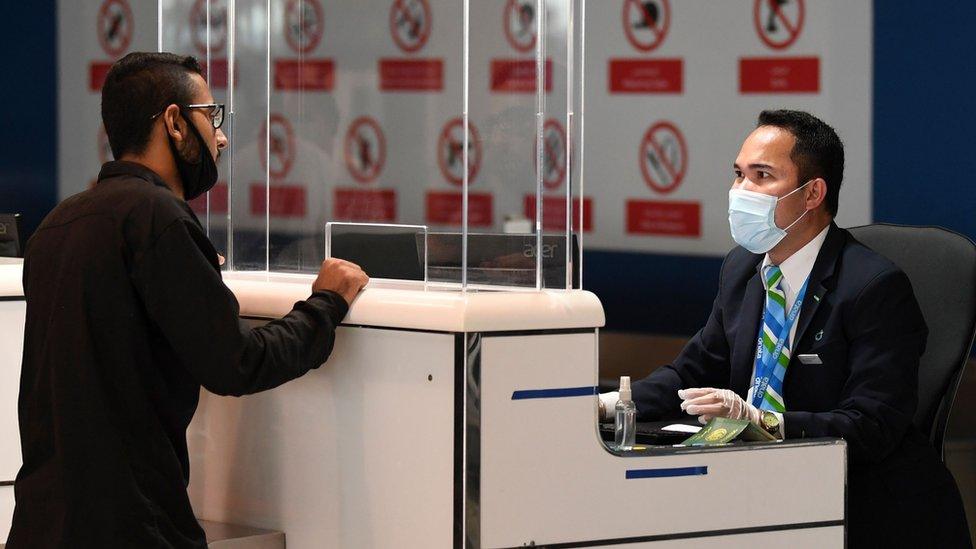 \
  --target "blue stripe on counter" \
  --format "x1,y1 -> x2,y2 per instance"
626,466 -> 708,479
511,386 -> 598,400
